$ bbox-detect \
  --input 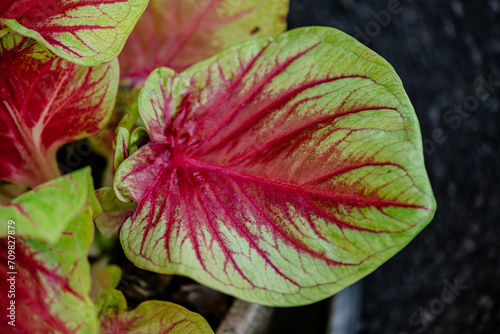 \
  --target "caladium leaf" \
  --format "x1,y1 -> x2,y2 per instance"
90,260 -> 122,301
119,0 -> 289,86
0,0 -> 148,66
0,167 -> 99,244
115,27 -> 436,306
100,298 -> 214,334
97,287 -> 127,316
0,32 -> 118,187
0,206 -> 98,333
94,264 -> 213,334
95,187 -> 137,238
